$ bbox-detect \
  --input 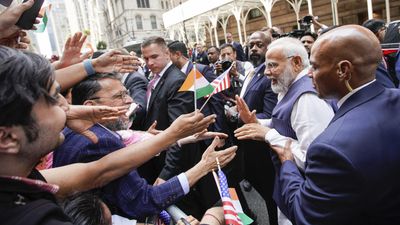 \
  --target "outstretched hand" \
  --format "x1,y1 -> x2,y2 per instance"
166,110 -> 217,140
200,137 -> 237,172
65,105 -> 128,143
234,123 -> 270,141
58,32 -> 90,68
178,130 -> 228,146
92,49 -> 140,73
235,95 -> 257,124
147,120 -> 162,135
